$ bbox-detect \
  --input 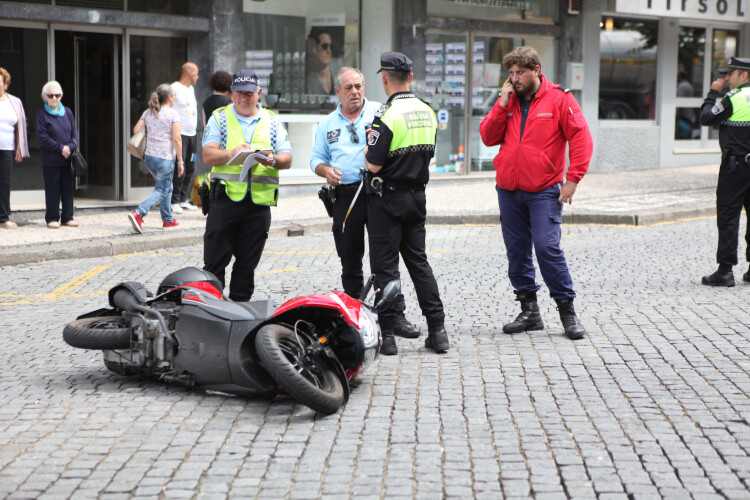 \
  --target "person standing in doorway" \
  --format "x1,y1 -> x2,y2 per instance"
171,62 -> 199,214
699,56 -> 750,286
479,46 -> 593,341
